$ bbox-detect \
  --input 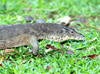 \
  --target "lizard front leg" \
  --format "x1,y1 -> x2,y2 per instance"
29,36 -> 39,55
